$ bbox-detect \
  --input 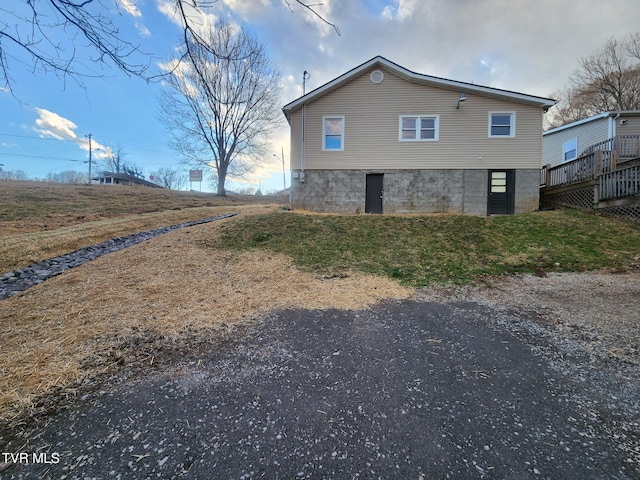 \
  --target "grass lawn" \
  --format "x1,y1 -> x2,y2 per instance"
216,208 -> 640,286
